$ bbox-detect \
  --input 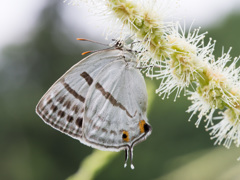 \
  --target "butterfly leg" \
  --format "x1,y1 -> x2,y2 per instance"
136,65 -> 161,69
